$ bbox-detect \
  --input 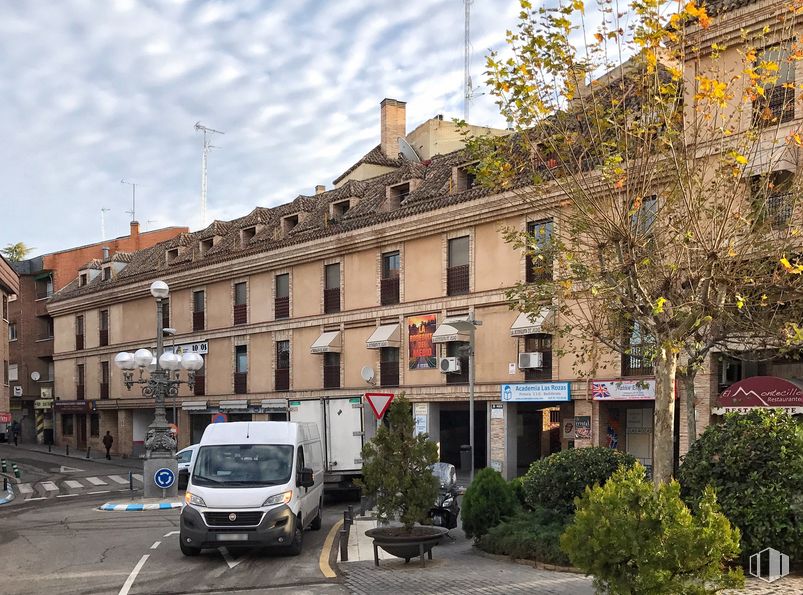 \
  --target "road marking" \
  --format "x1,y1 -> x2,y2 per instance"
319,519 -> 343,579
132,474 -> 143,483
88,490 -> 110,495
86,476 -> 107,486
150,541 -> 161,549
57,494 -> 78,498
118,554 -> 149,595
65,480 -> 84,489
219,547 -> 243,569
59,465 -> 84,473
108,475 -> 128,485
41,481 -> 59,493
163,531 -> 179,537
18,483 -> 33,495
26,497 -> 46,501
